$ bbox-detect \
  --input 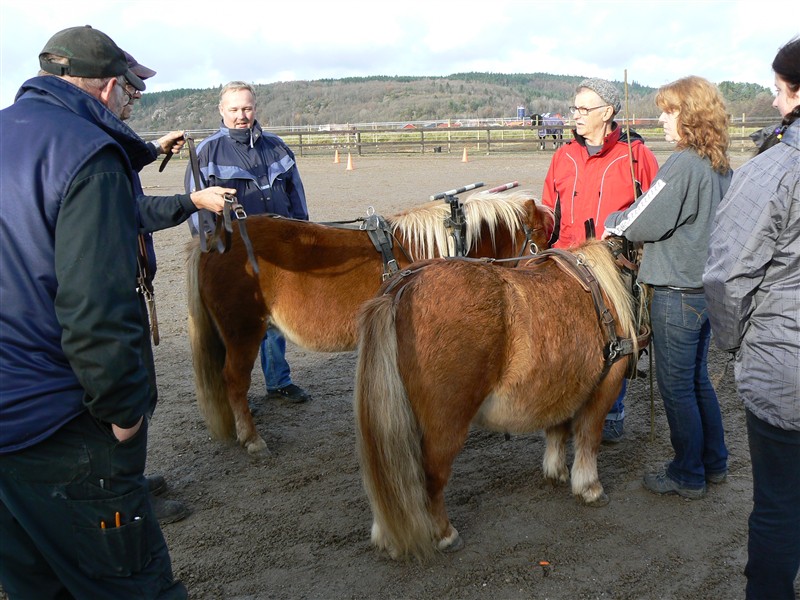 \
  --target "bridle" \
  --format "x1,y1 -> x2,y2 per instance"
187,135 -> 260,275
